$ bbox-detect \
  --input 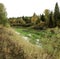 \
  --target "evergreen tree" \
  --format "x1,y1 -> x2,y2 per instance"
54,2 -> 60,27
48,12 -> 54,28
41,14 -> 45,22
